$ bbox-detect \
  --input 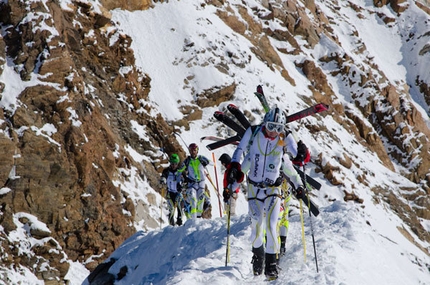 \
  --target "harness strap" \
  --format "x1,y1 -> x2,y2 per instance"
248,178 -> 282,188
248,179 -> 271,188
248,187 -> 282,202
